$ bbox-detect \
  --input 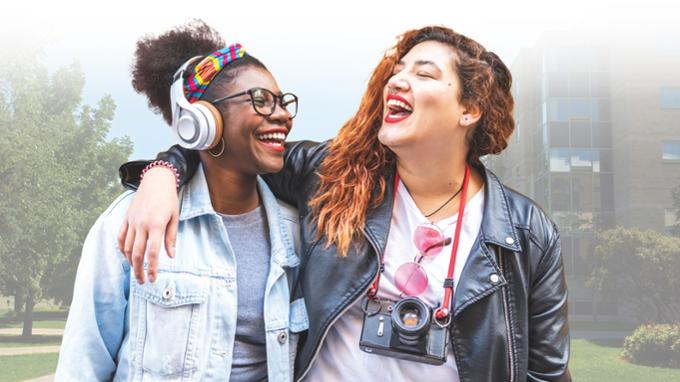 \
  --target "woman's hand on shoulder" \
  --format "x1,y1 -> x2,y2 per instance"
117,167 -> 179,284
